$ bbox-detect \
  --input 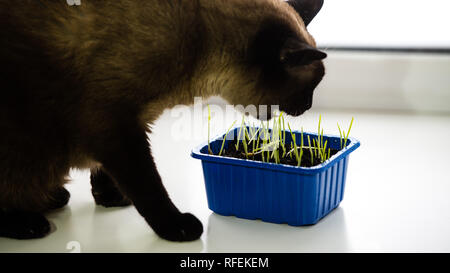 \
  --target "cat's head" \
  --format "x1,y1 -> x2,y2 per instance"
204,0 -> 326,119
